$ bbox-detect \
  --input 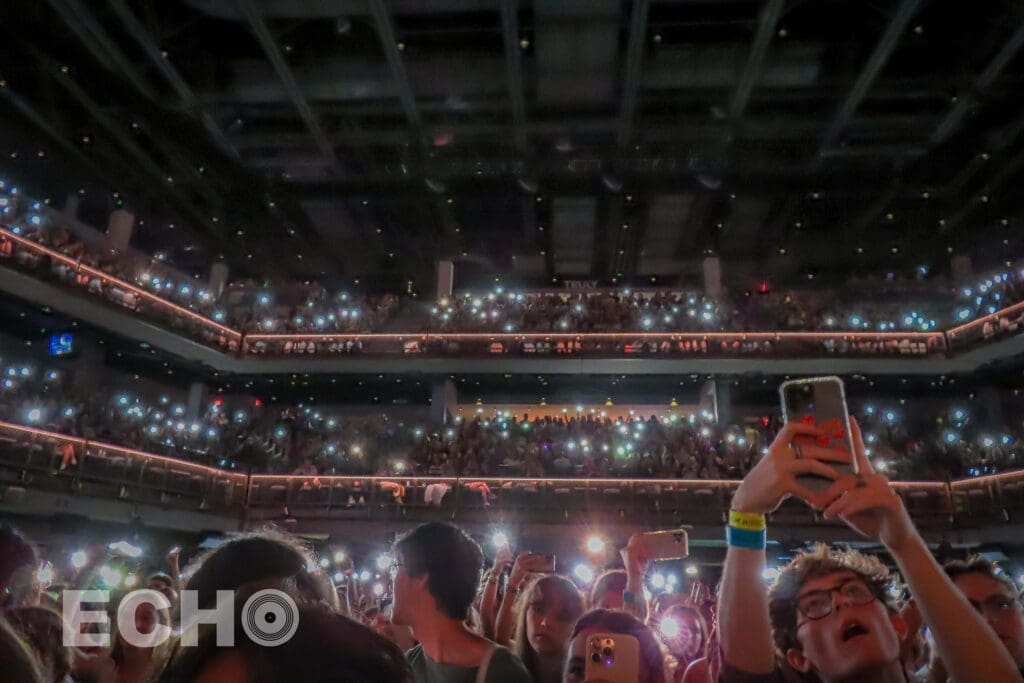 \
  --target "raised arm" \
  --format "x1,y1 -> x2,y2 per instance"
721,422 -> 839,674
819,419 -> 1023,683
